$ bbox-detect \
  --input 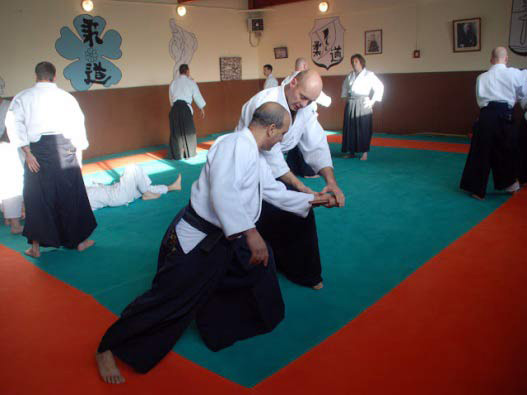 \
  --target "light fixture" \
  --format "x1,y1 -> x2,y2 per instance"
81,0 -> 94,12
177,5 -> 187,16
318,1 -> 329,13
